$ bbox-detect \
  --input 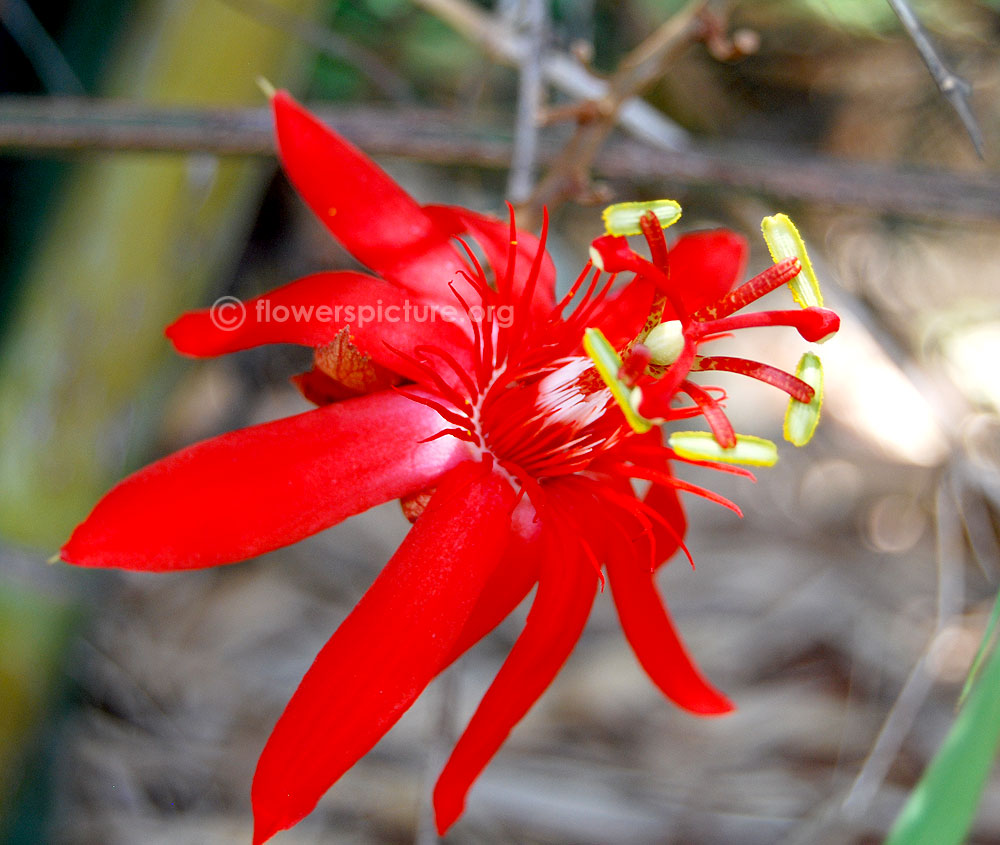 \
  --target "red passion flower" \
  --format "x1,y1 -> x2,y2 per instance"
61,92 -> 839,842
